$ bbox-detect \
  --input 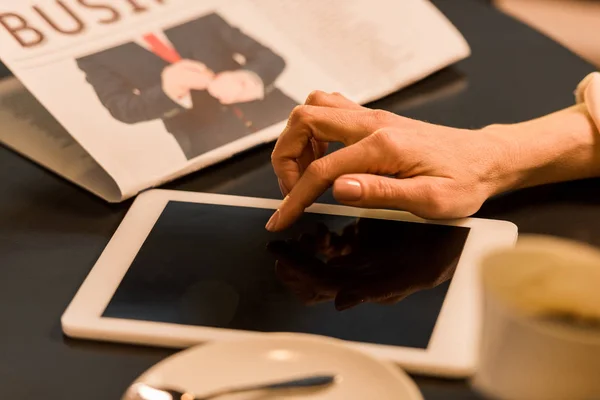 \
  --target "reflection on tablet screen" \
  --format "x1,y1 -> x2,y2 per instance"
103,201 -> 470,349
